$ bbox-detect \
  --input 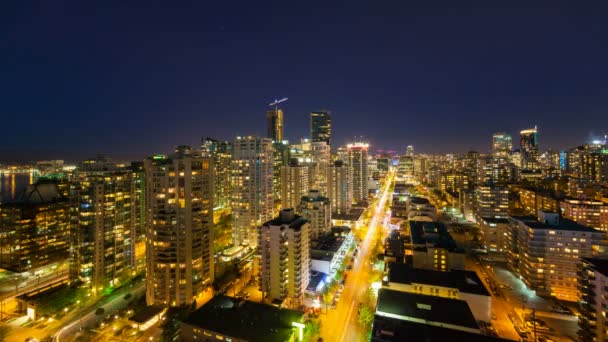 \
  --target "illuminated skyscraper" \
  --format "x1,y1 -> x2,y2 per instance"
581,152 -> 608,183
231,136 -> 274,246
347,142 -> 369,203
70,163 -> 141,293
311,110 -> 332,145
0,181 -> 70,272
310,141 -> 330,196
406,145 -> 414,157
280,159 -> 310,212
520,127 -> 539,169
202,137 -> 233,210
492,132 -> 512,158
266,108 -> 284,142
327,160 -> 353,214
144,146 -> 214,307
